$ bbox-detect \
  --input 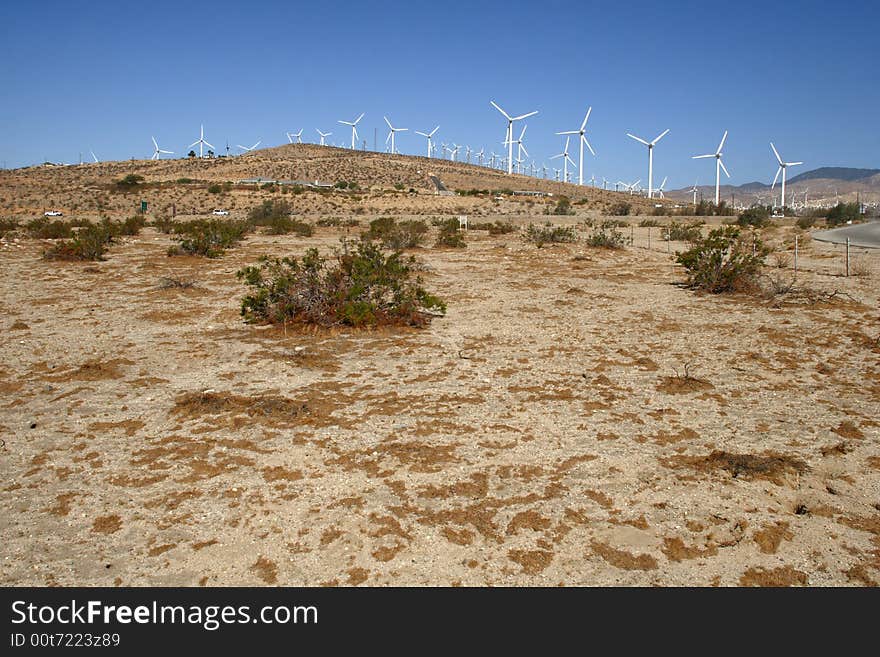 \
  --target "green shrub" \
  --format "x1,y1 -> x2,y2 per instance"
523,223 -> 576,247
171,218 -> 250,258
176,178 -> 193,184
795,216 -> 816,229
676,226 -> 769,293
639,219 -> 662,227
207,184 -> 222,194
825,202 -> 860,227
43,224 -> 112,261
662,221 -> 703,242
553,196 -> 573,215
116,174 -> 144,189
737,206 -> 771,228
608,202 -> 631,216
237,240 -> 446,328
586,221 -> 630,249
470,220 -> 517,235
151,216 -> 177,233
362,217 -> 428,249
248,199 -> 292,227
435,218 -> 466,248
266,216 -> 313,236
26,217 -> 73,239
0,218 -> 18,238
117,215 -> 145,236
